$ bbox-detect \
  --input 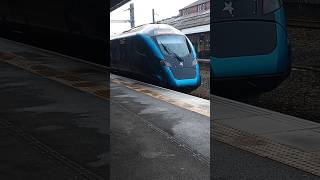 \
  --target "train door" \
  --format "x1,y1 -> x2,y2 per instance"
133,37 -> 152,76
132,37 -> 143,74
118,38 -> 130,72
110,40 -> 120,70
123,37 -> 132,72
